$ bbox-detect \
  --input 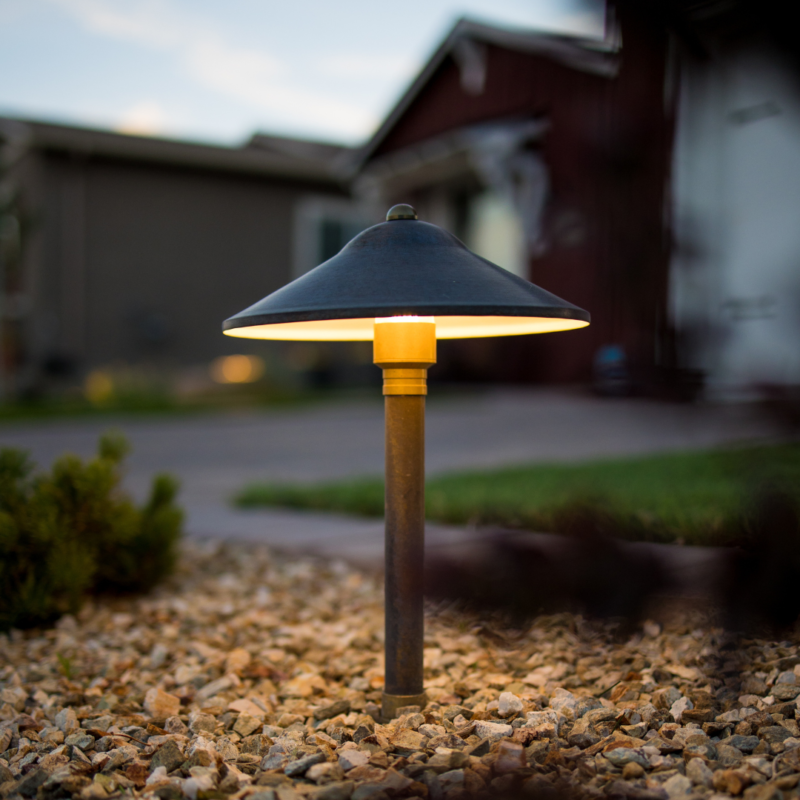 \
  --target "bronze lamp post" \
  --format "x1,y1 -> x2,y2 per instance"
223,204 -> 589,720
